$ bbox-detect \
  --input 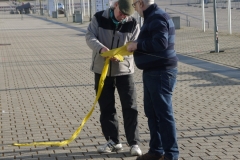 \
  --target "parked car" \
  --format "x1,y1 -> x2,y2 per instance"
57,2 -> 64,14
58,3 -> 64,10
